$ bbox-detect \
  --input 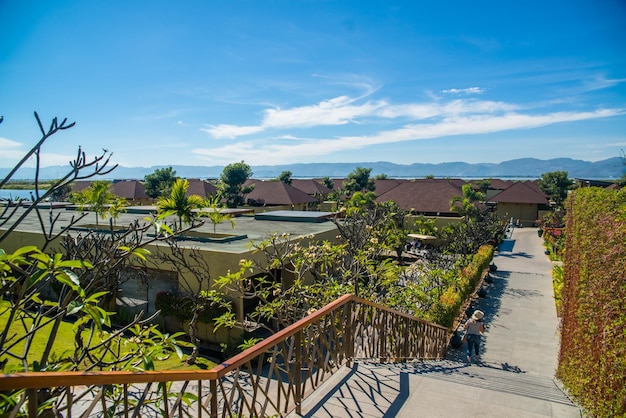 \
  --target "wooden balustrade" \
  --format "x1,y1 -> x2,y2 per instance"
0,294 -> 448,417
